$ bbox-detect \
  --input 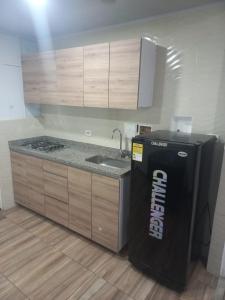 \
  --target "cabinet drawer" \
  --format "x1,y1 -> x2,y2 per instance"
28,189 -> 45,215
45,196 -> 68,227
44,172 -> 68,203
43,160 -> 68,177
92,195 -> 118,252
26,156 -> 43,192
92,174 -> 119,204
